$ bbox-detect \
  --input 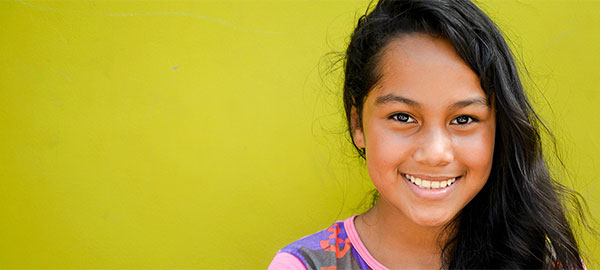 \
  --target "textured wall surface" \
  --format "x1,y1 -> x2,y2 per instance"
1,0 -> 598,268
